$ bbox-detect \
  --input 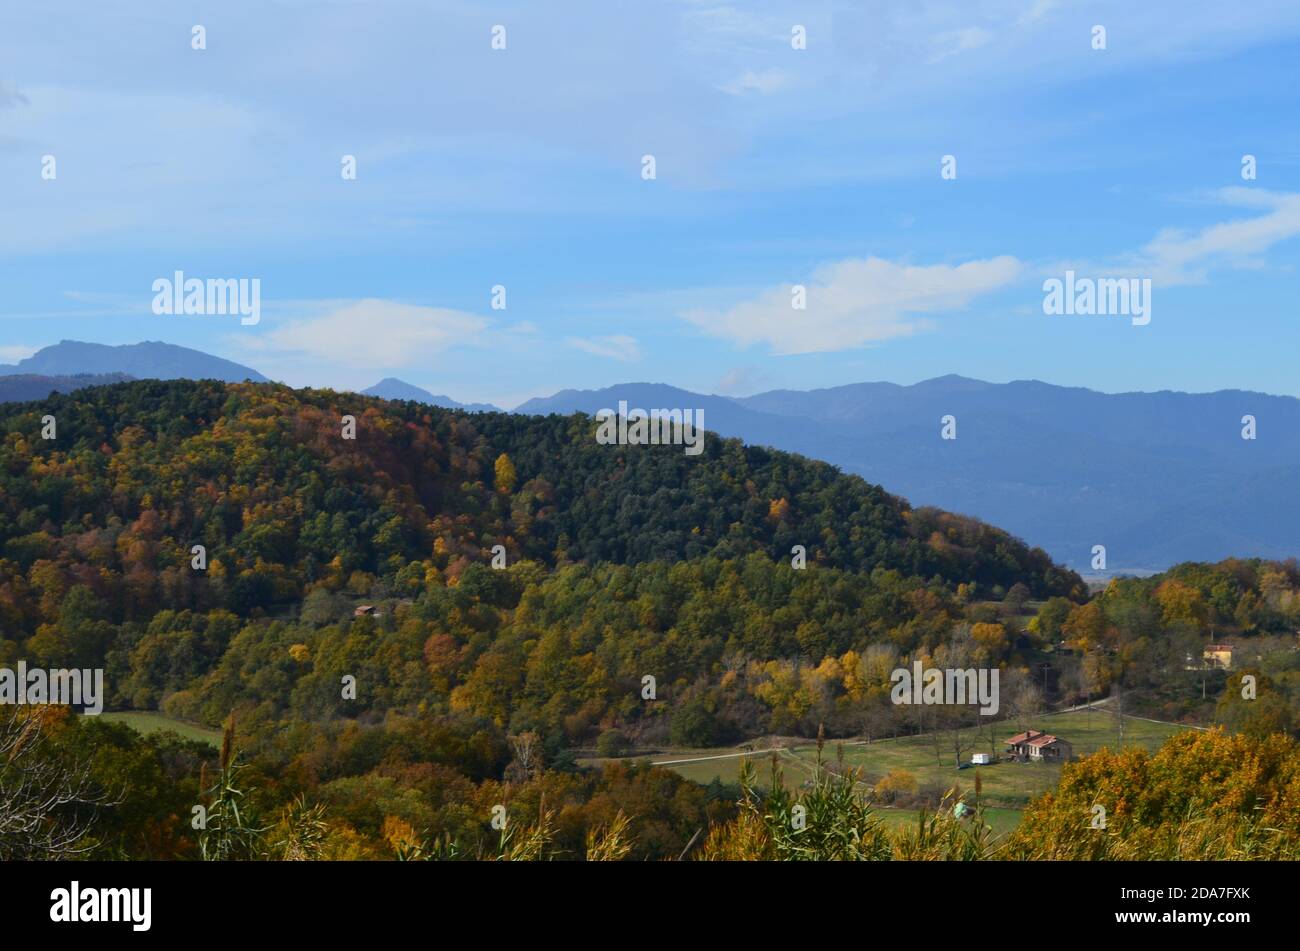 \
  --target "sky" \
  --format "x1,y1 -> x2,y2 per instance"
2,0 -> 1300,408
